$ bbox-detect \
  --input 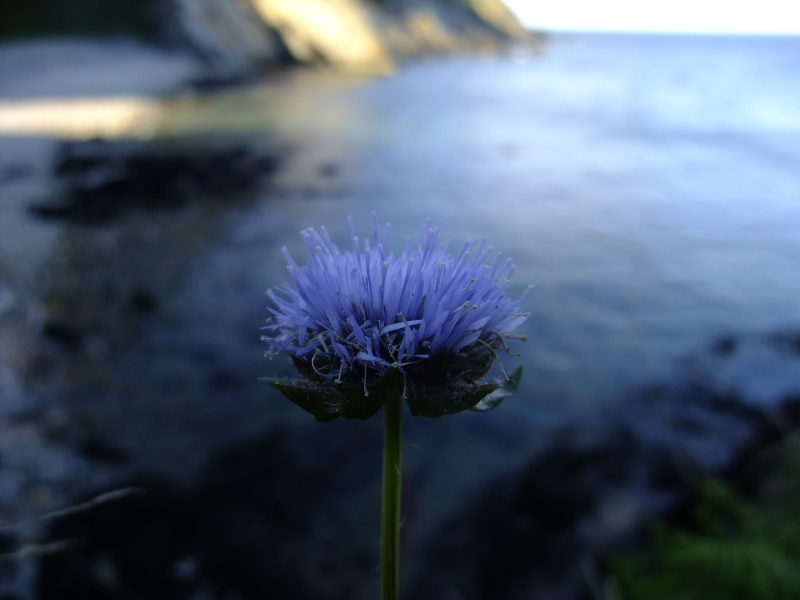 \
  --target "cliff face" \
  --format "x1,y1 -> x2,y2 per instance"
466,0 -> 529,39
174,0 -> 531,75
239,0 -> 531,73
171,0 -> 288,72
248,0 -> 395,74
1,0 -> 528,76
